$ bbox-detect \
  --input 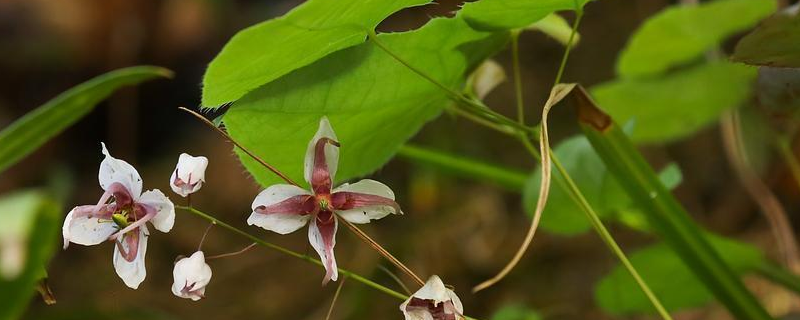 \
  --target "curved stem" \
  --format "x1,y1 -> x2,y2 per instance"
206,243 -> 257,260
552,11 -> 582,86
550,154 -> 674,320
